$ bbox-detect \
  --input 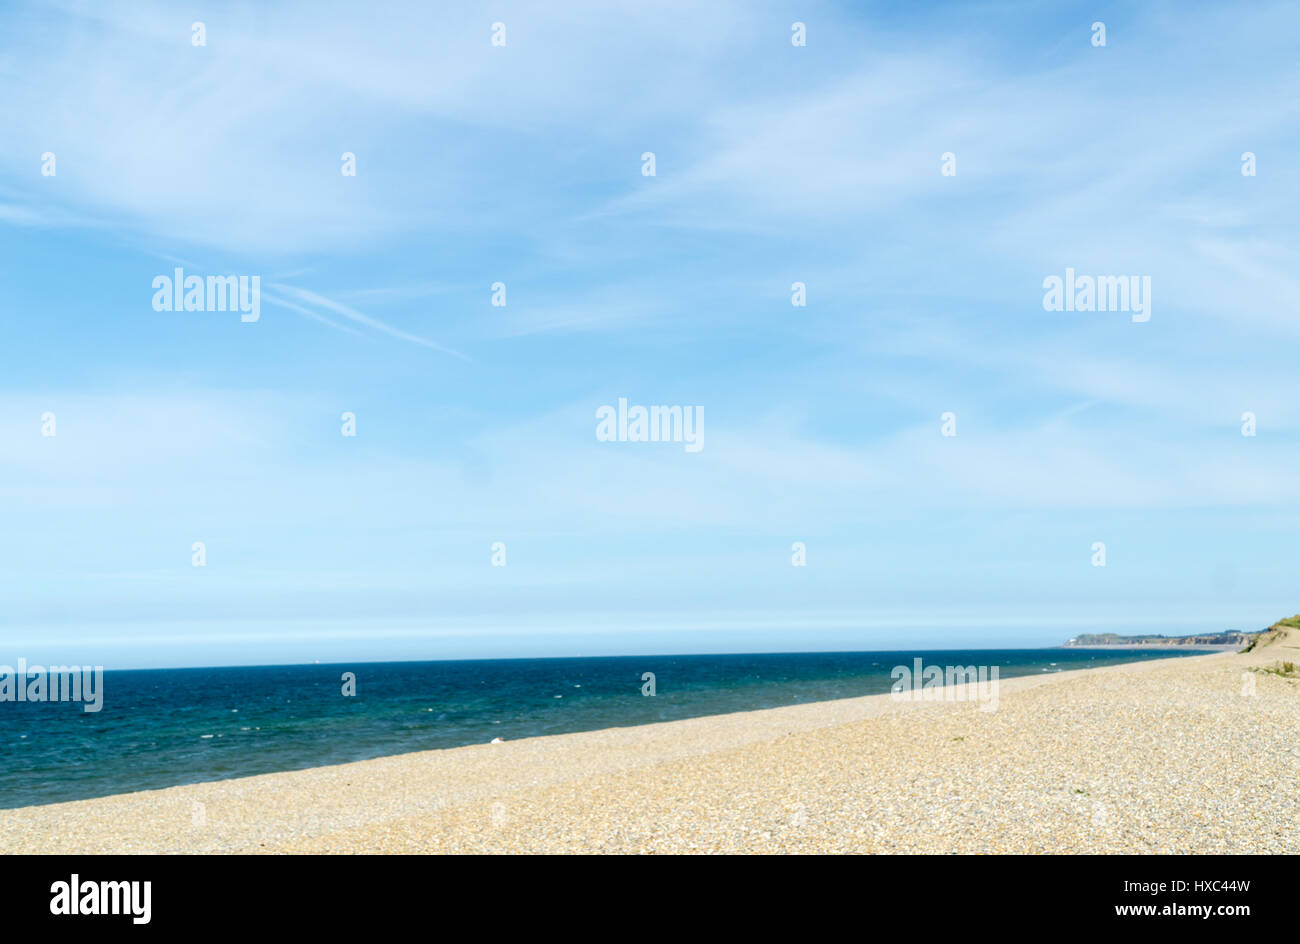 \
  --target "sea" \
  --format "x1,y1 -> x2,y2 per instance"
0,647 -> 1208,808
